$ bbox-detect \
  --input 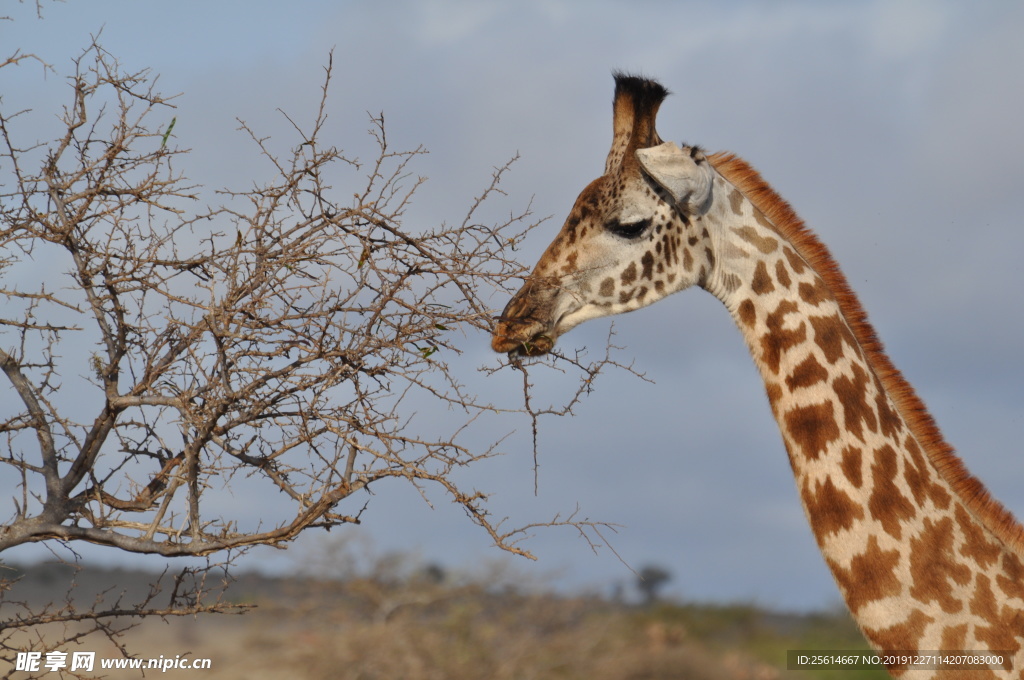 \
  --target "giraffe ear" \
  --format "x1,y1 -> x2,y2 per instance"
635,142 -> 714,215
